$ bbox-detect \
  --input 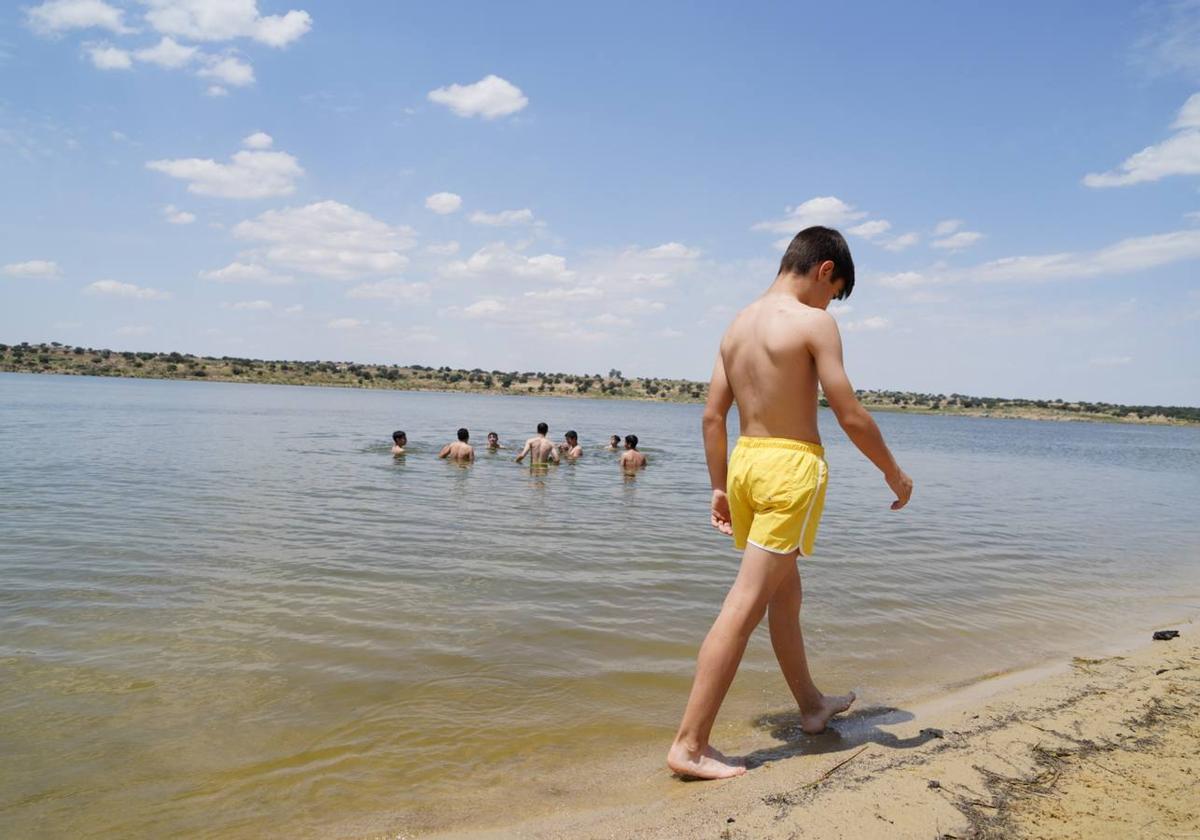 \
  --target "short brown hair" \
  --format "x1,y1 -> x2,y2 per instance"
778,226 -> 855,300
